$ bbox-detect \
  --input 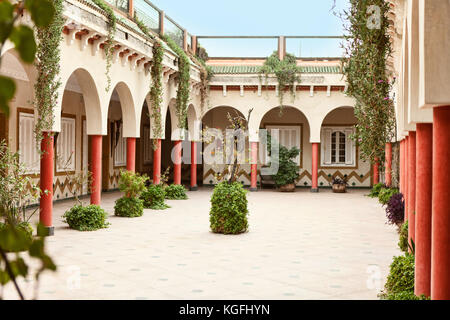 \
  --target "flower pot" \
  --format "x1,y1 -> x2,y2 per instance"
332,184 -> 347,193
279,183 -> 296,192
